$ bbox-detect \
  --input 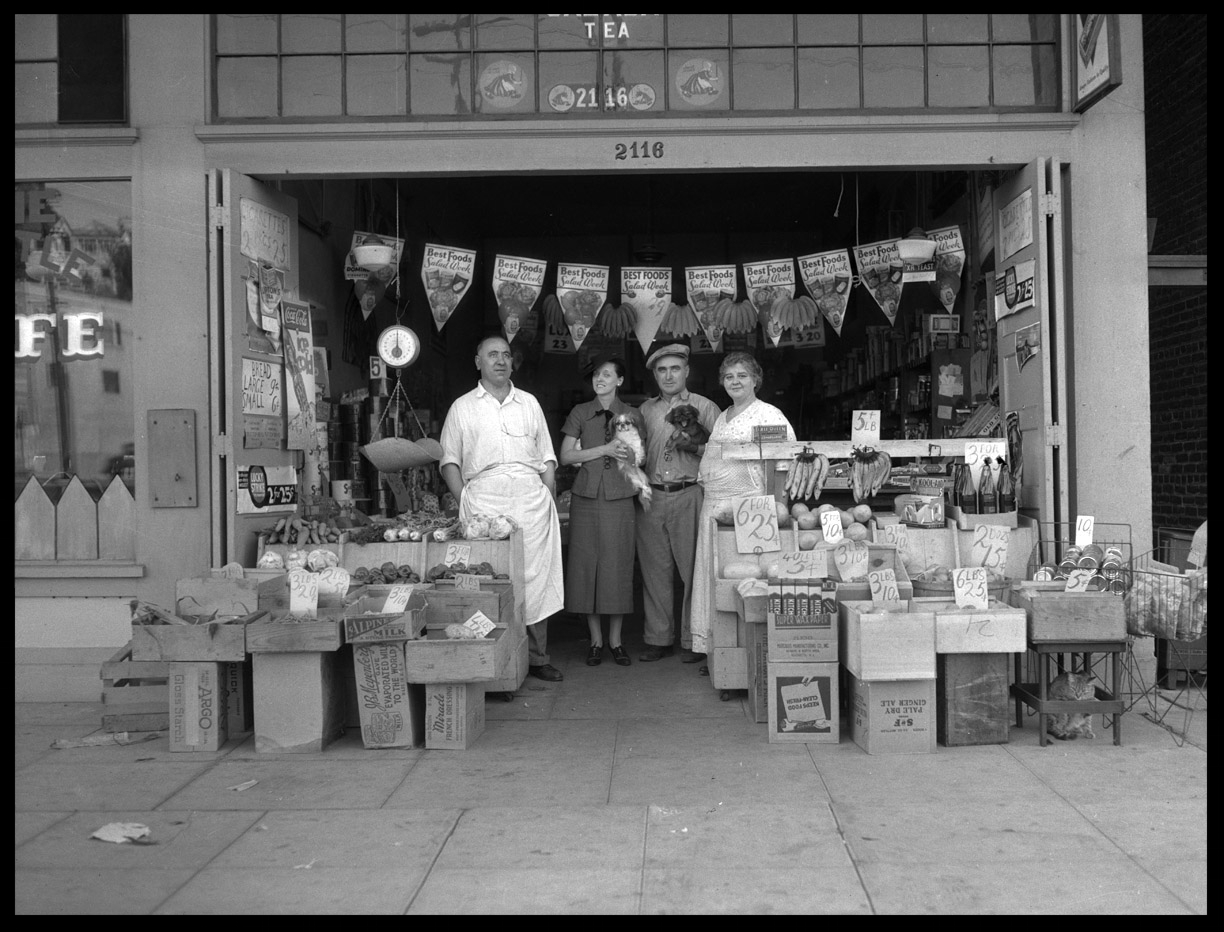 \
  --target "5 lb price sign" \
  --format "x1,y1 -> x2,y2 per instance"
969,524 -> 1010,573
851,409 -> 881,447
953,567 -> 989,610
734,495 -> 781,554
868,568 -> 900,602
